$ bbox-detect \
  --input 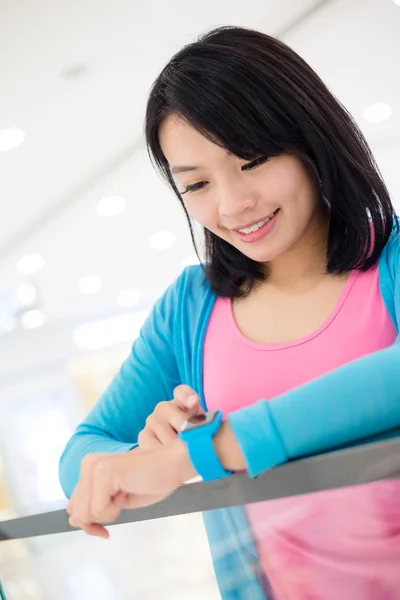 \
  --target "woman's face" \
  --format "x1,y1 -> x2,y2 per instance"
159,116 -> 323,265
